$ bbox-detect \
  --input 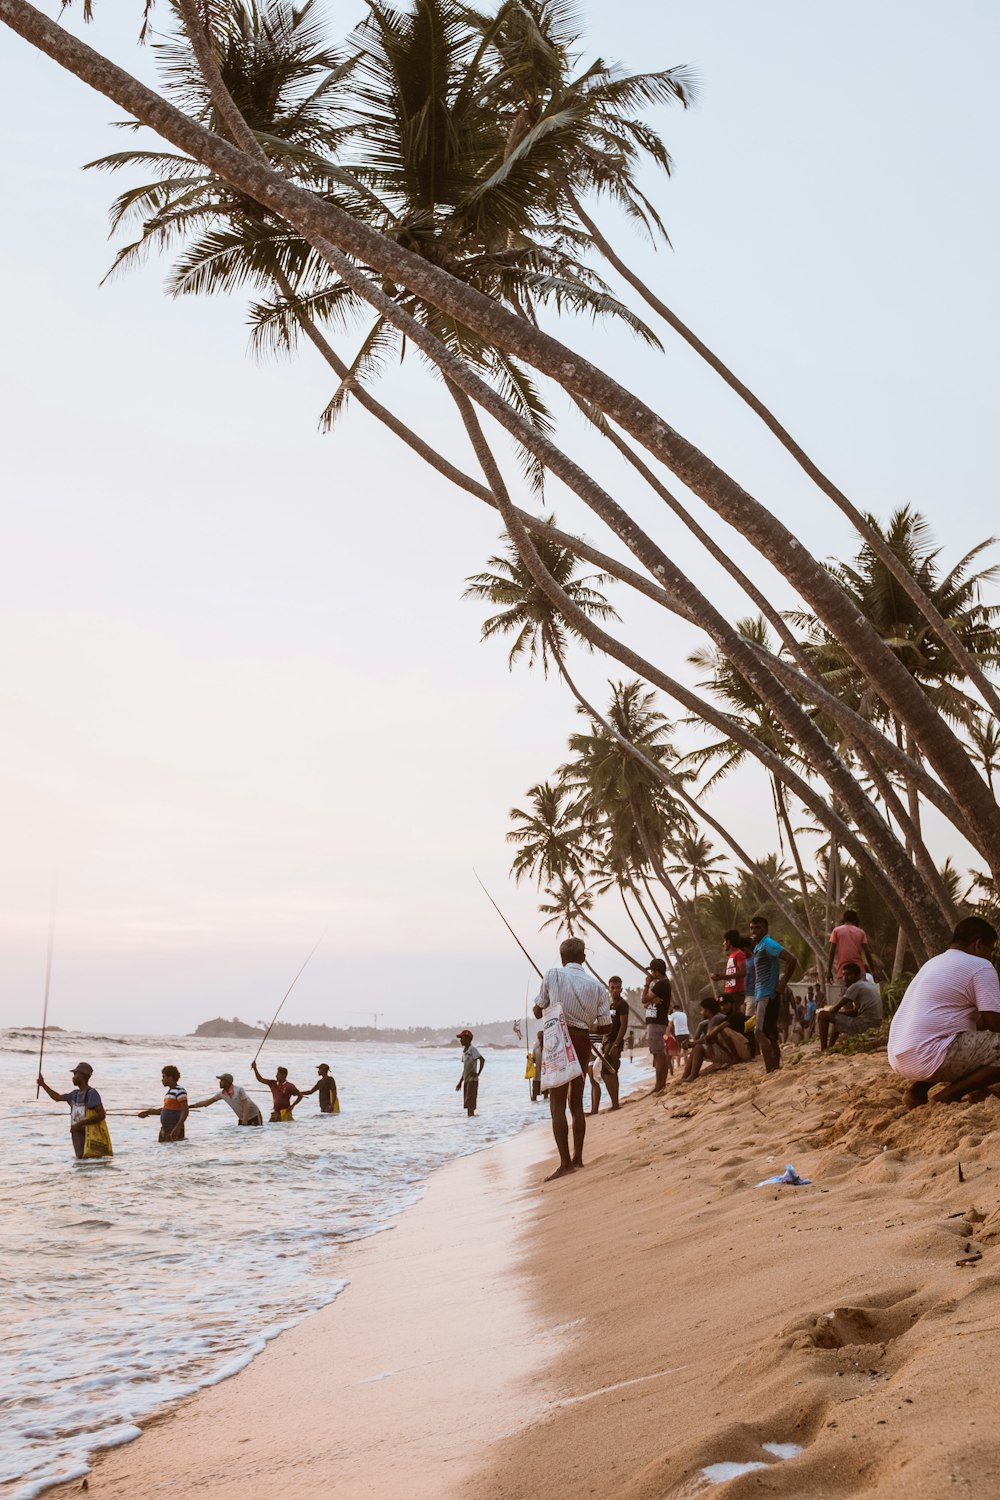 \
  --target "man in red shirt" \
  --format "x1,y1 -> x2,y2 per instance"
827,909 -> 877,998
251,1060 -> 303,1121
